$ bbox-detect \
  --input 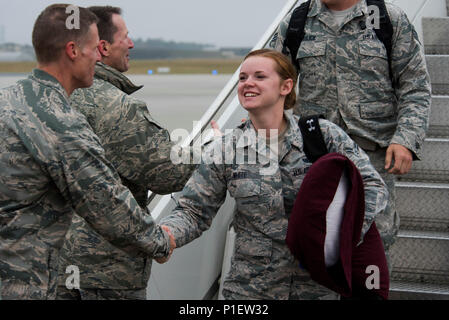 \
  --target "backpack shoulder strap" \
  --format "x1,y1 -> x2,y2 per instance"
298,115 -> 328,163
282,0 -> 312,71
367,0 -> 394,83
